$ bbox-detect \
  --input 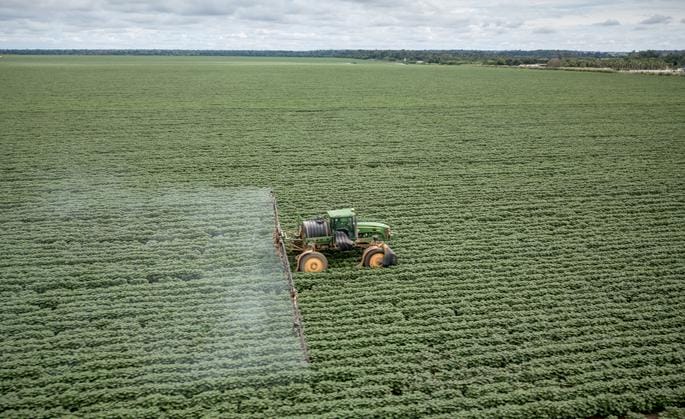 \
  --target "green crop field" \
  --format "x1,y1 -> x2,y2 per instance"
1,55 -> 684,418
